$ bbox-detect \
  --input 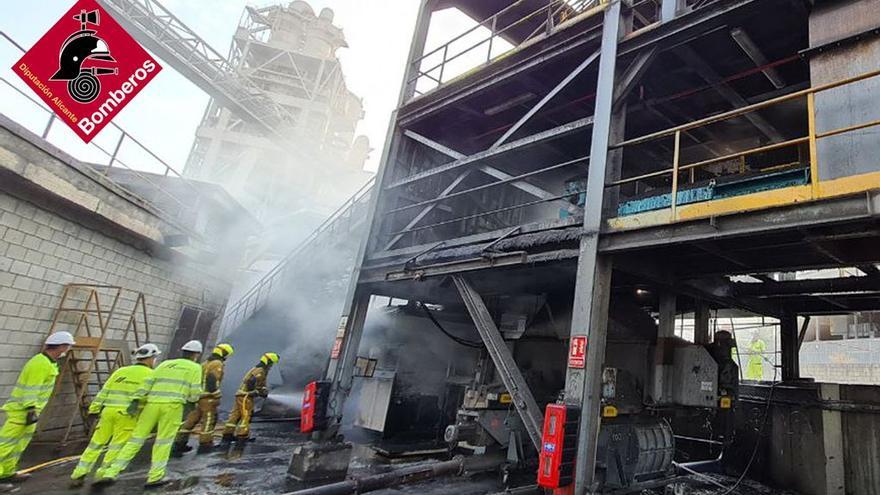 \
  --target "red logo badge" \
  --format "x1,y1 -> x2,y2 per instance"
568,336 -> 587,369
11,0 -> 161,142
